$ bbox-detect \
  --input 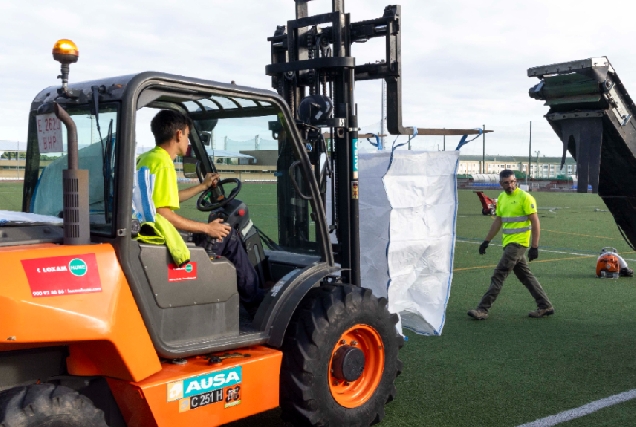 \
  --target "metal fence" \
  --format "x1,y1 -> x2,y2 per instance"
219,137 -> 278,151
